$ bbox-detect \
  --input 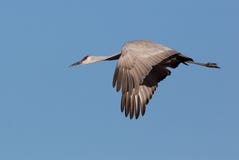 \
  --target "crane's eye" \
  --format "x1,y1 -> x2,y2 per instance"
82,55 -> 89,61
